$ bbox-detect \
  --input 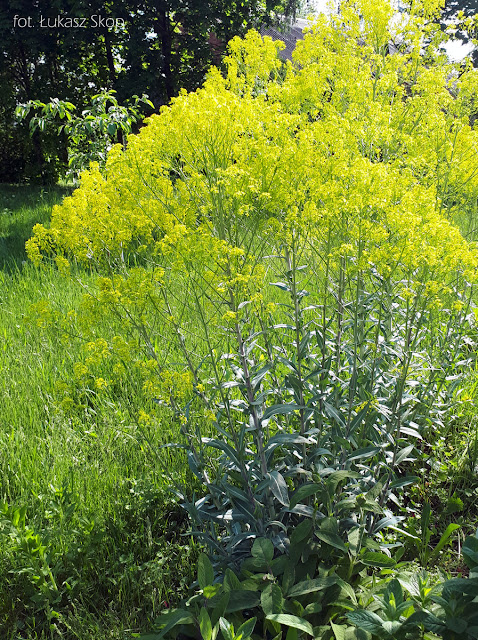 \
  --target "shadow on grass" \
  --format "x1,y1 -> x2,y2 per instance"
0,184 -> 73,271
